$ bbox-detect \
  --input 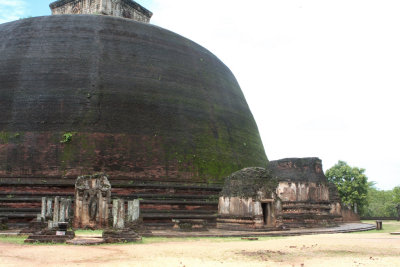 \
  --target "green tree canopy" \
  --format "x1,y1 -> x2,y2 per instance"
365,187 -> 397,217
325,161 -> 369,214
393,186 -> 400,204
